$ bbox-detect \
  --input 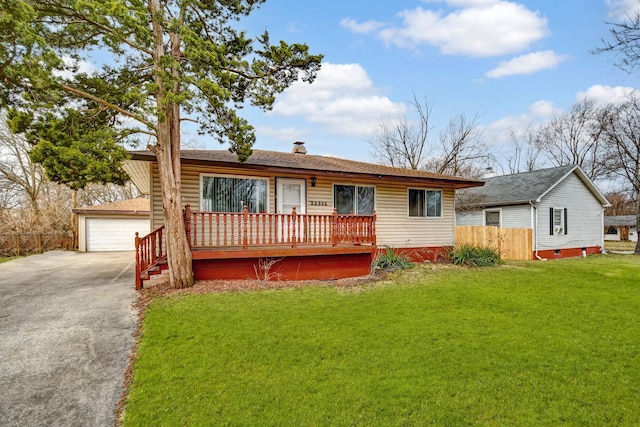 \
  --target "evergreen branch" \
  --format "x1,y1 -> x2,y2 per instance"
34,5 -> 153,56
60,84 -> 156,130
